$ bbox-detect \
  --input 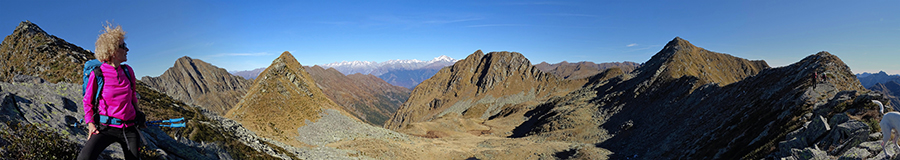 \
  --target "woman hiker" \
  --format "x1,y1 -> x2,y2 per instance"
78,23 -> 145,160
